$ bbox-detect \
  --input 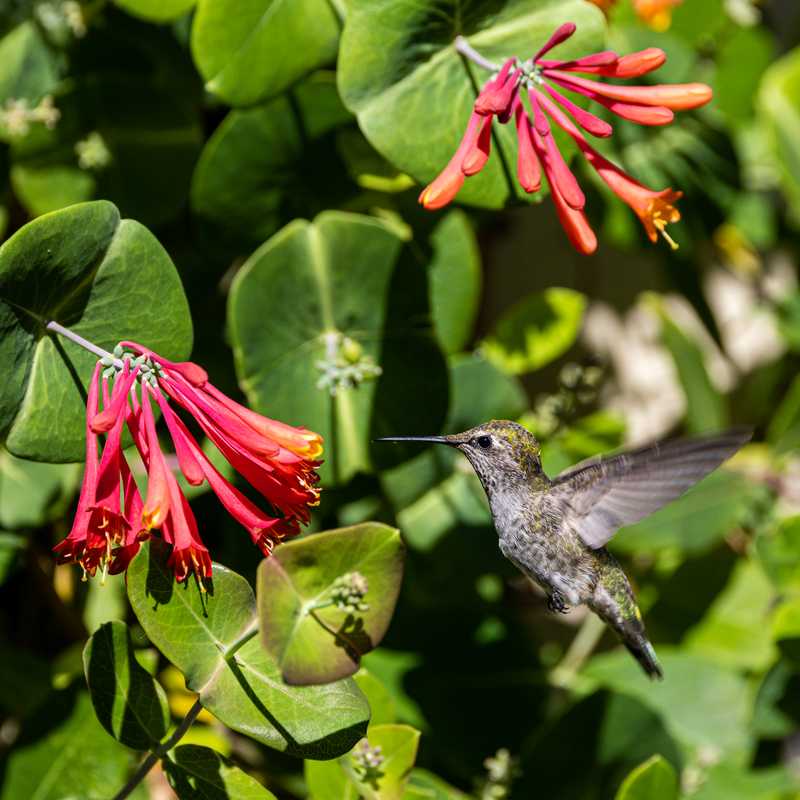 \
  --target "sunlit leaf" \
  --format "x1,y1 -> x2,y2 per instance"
257,523 -> 405,684
482,288 -> 586,375
614,755 -> 678,800
191,0 -> 341,106
126,540 -> 369,758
